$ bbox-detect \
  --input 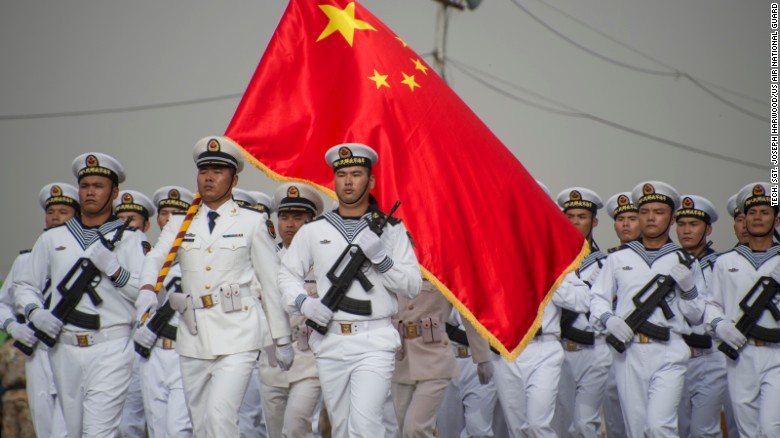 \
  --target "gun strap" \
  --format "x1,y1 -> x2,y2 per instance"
159,324 -> 178,340
445,323 -> 469,346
